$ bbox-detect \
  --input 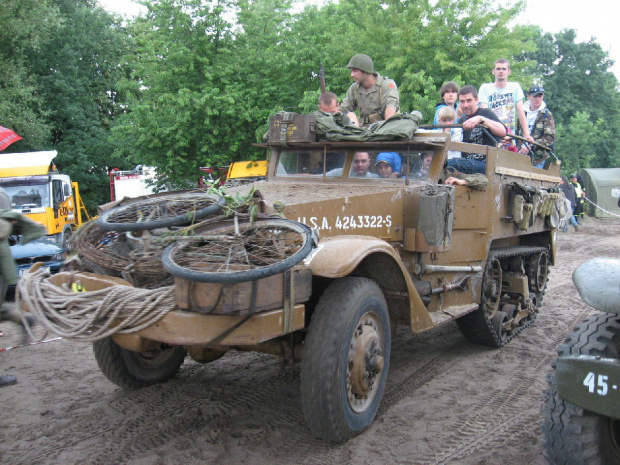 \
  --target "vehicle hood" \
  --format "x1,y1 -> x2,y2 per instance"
10,238 -> 64,259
